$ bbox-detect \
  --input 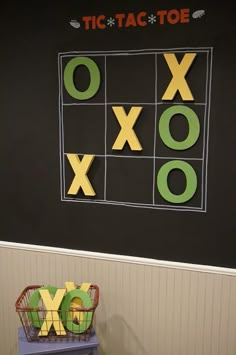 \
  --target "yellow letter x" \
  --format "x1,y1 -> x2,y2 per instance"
112,106 -> 143,151
39,289 -> 66,336
162,53 -> 197,101
67,154 -> 95,196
